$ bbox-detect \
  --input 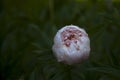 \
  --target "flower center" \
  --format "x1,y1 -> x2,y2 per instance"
61,27 -> 82,47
